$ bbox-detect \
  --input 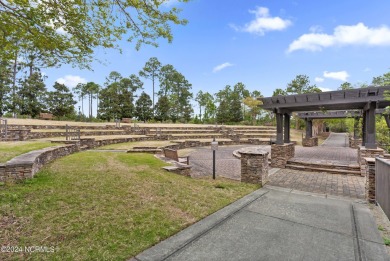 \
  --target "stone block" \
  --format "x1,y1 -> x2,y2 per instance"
239,147 -> 269,185
271,143 -> 295,168
302,137 -> 318,147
